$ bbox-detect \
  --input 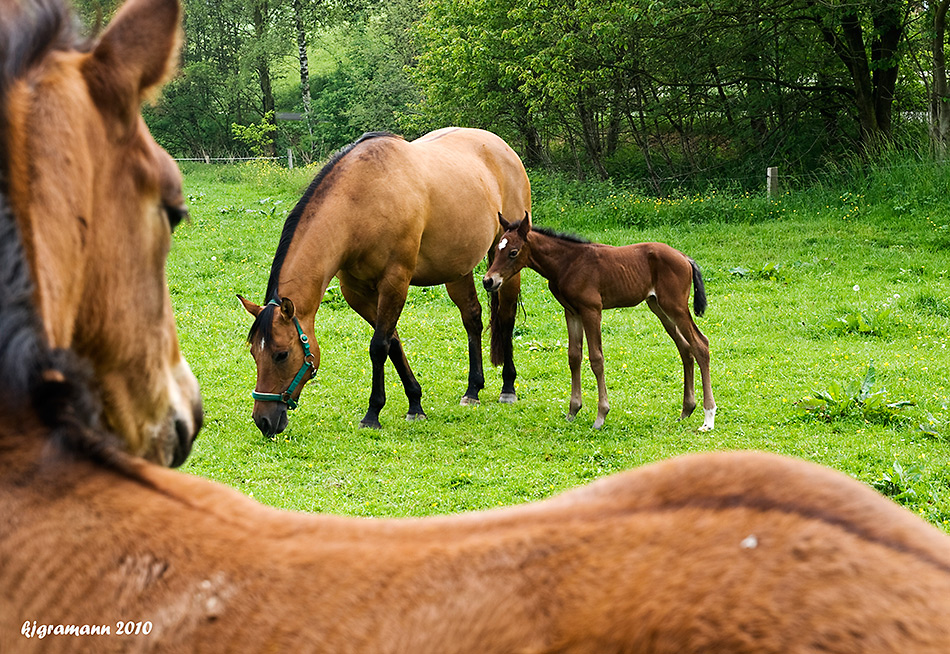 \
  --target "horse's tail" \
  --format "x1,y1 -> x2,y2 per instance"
690,258 -> 707,317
